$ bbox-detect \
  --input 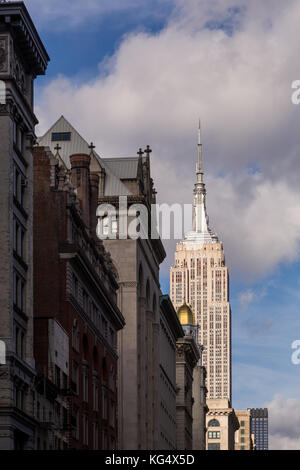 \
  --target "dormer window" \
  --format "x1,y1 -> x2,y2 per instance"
51,132 -> 71,142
